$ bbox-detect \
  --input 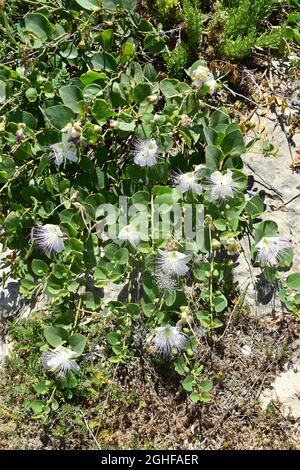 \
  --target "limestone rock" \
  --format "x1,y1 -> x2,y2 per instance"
234,108 -> 300,316
260,368 -> 300,419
